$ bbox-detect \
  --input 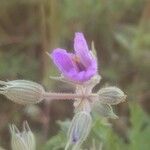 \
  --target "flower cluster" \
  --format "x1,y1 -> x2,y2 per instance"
0,32 -> 126,150
50,33 -> 126,149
